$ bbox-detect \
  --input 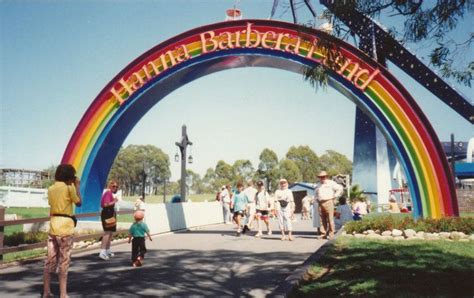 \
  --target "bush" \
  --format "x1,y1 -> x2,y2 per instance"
344,214 -> 474,234
5,231 -> 49,246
